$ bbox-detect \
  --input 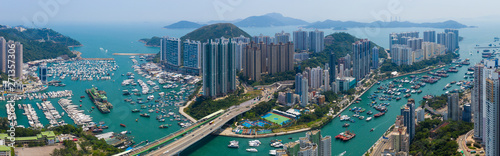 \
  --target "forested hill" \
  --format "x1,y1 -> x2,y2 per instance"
0,26 -> 81,62
300,32 -> 386,69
